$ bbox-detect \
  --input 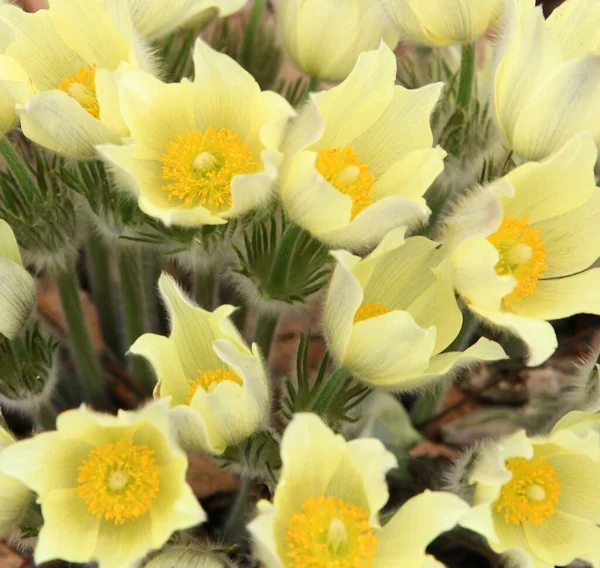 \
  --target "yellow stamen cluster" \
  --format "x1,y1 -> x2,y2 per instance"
496,456 -> 560,525
286,495 -> 378,568
58,64 -> 100,119
161,128 -> 256,210
76,439 -> 160,525
316,147 -> 375,219
487,215 -> 547,303
354,302 -> 392,323
187,368 -> 243,403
